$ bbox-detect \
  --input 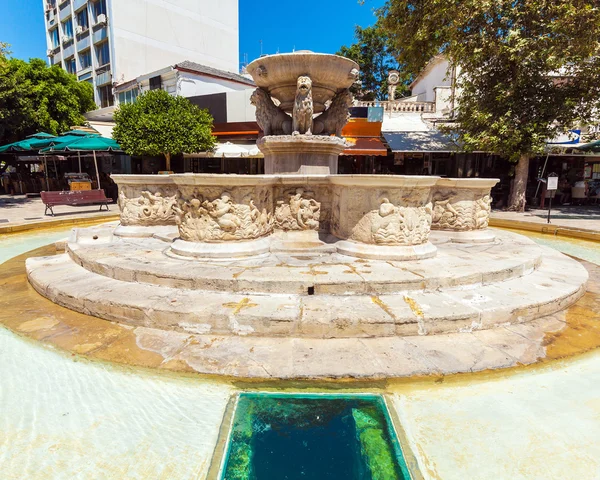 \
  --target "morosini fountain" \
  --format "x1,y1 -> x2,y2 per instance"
24,52 -> 588,379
